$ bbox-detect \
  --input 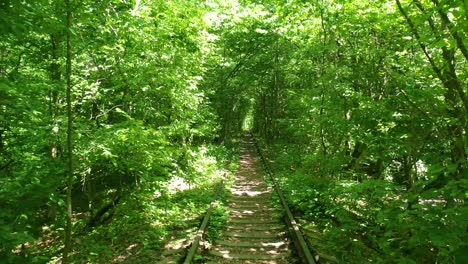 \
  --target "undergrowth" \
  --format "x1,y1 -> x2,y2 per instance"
24,144 -> 238,263
259,141 -> 467,263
